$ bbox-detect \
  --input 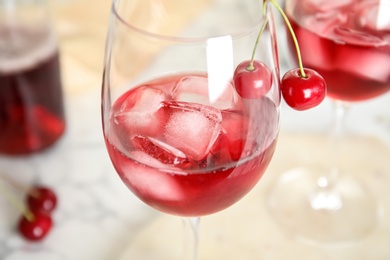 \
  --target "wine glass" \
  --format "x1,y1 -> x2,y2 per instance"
266,0 -> 390,245
101,0 -> 281,258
